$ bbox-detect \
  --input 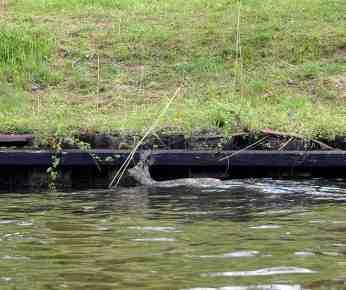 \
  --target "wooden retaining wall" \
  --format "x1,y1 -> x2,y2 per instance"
0,150 -> 345,192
